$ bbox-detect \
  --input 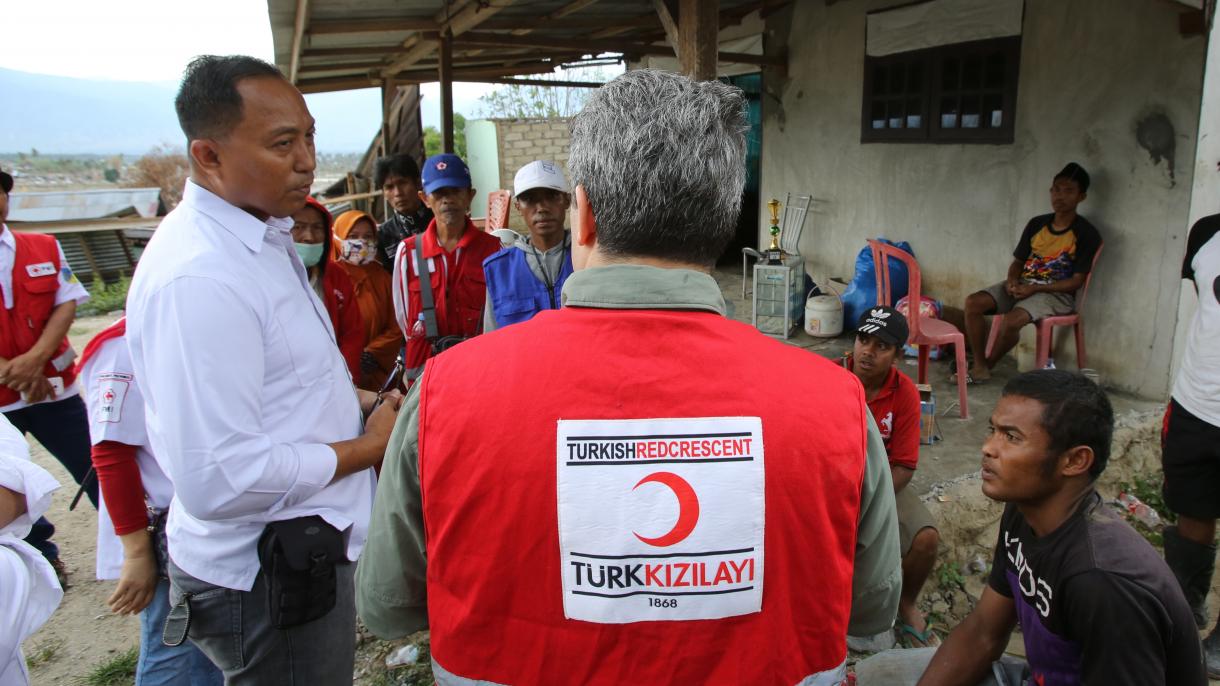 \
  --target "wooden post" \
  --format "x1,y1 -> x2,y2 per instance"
380,79 -> 396,158
439,31 -> 455,154
679,0 -> 719,81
